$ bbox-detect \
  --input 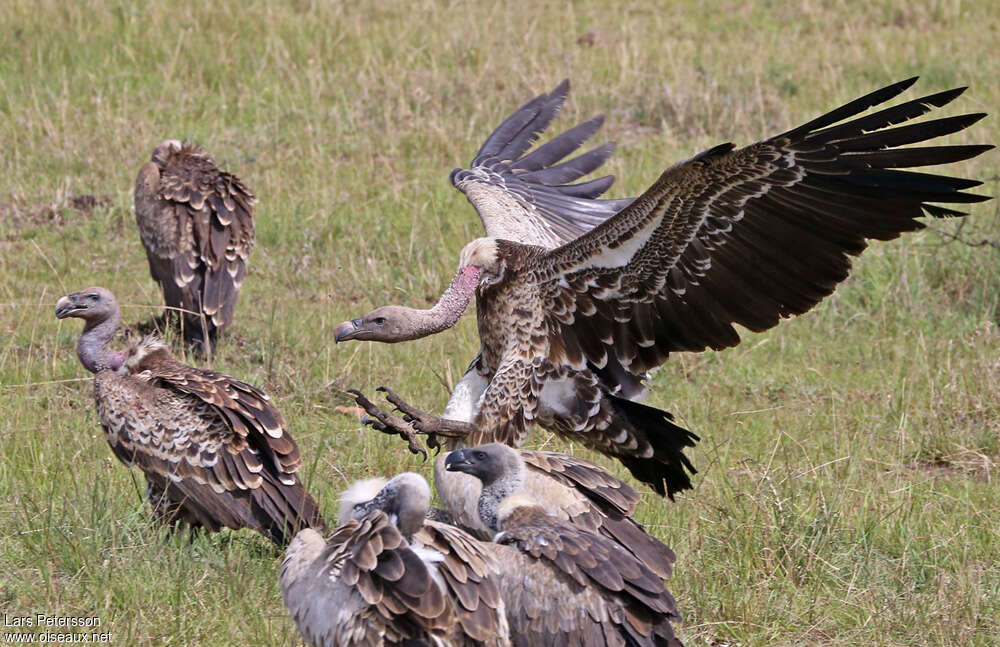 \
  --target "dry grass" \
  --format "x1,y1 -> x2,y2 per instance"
1,0 -> 998,645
